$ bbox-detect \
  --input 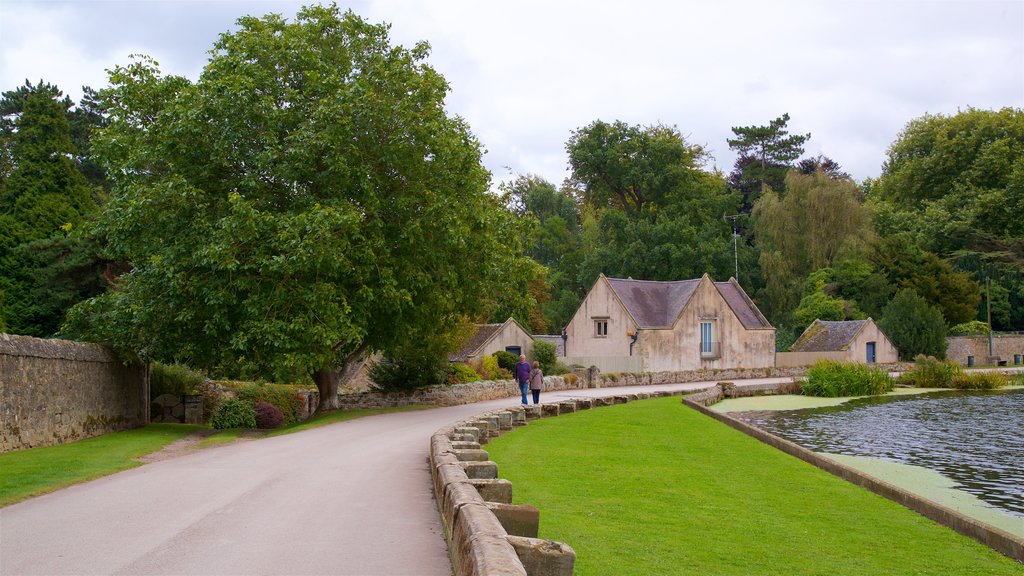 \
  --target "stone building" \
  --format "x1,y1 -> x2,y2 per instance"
448,317 -> 535,363
563,274 -> 775,373
777,318 -> 899,366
